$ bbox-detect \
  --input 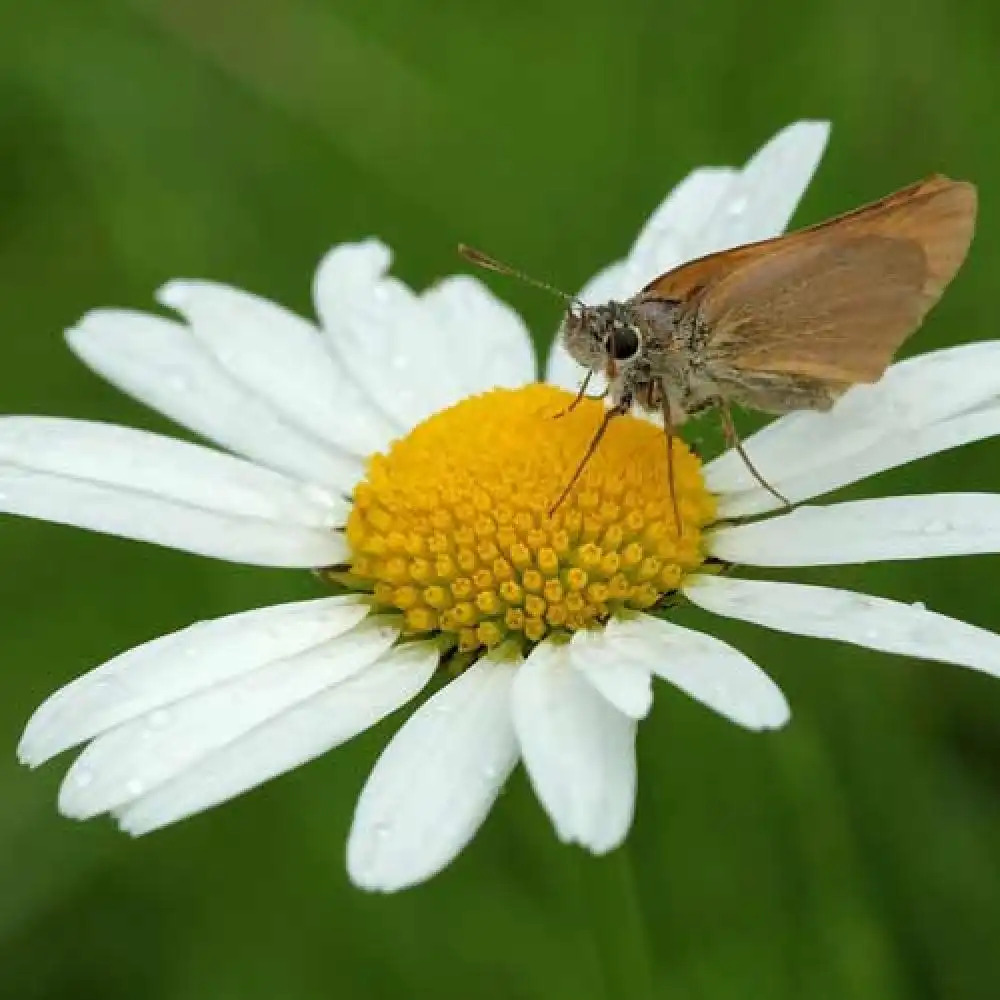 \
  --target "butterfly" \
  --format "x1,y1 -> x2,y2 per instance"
462,175 -> 977,519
